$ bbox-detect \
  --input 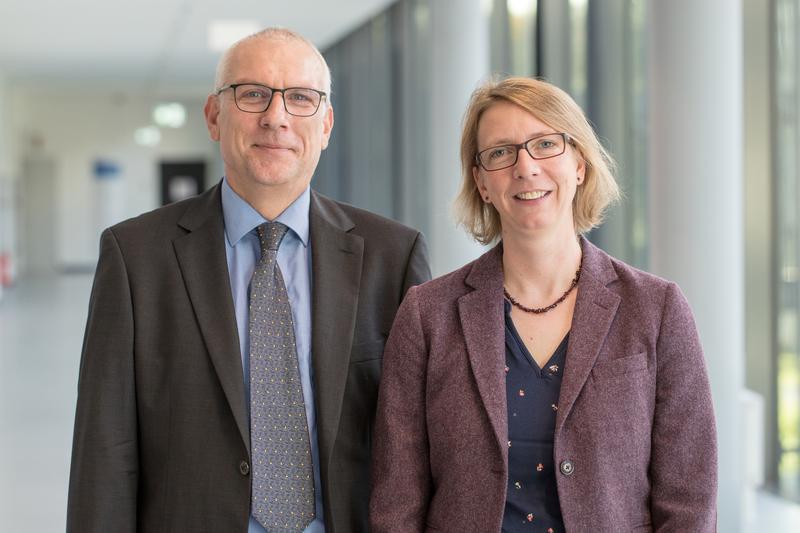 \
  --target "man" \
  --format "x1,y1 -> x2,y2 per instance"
67,28 -> 430,532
